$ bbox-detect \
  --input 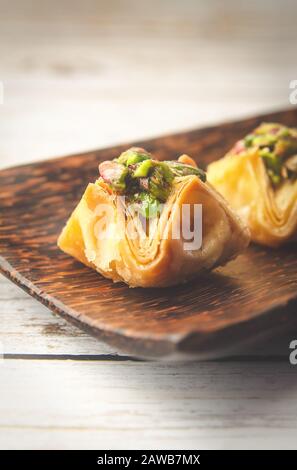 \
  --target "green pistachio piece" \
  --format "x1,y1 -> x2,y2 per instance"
99,161 -> 128,192
160,162 -> 175,182
116,148 -> 151,166
126,153 -> 150,166
134,192 -> 161,219
149,181 -> 170,203
267,171 -> 281,185
148,164 -> 173,202
165,161 -> 206,182
252,134 -> 278,147
133,159 -> 154,178
244,134 -> 254,148
274,138 -> 297,158
259,149 -> 282,185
